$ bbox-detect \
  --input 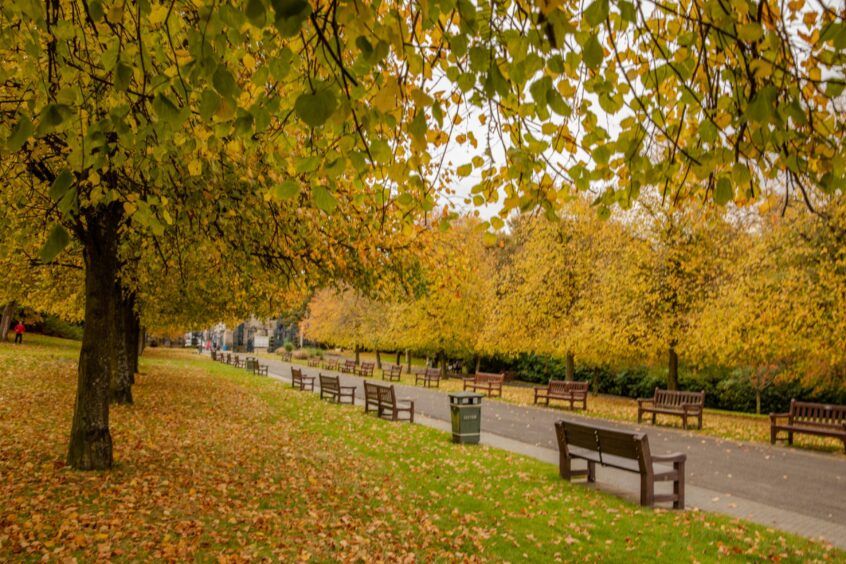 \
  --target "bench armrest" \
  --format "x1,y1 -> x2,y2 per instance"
682,403 -> 702,412
769,412 -> 789,423
340,385 -> 357,391
651,452 -> 687,463
637,398 -> 654,407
